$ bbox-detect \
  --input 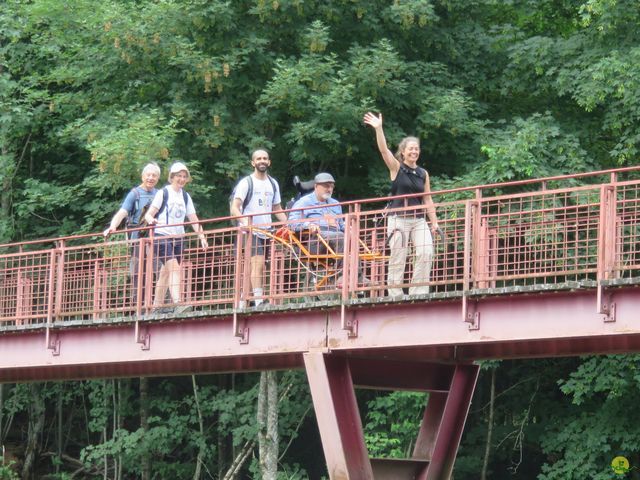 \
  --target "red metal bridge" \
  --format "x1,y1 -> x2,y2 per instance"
2,167 -> 640,479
